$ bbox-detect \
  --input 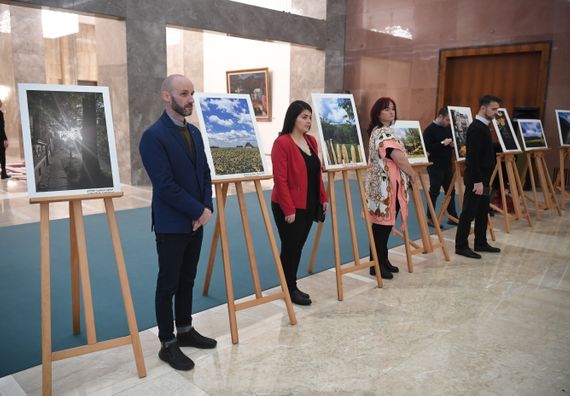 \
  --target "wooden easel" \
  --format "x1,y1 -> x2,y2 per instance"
520,149 -> 562,218
554,146 -> 570,207
437,159 -> 496,241
201,175 -> 296,344
307,166 -> 382,301
488,152 -> 532,232
392,163 -> 450,272
33,192 -> 146,396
